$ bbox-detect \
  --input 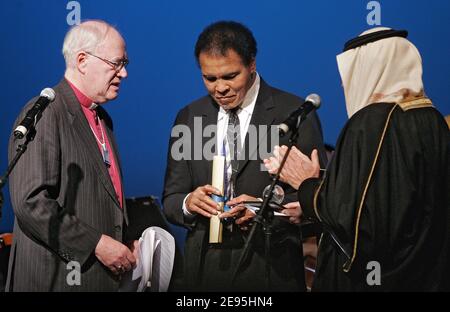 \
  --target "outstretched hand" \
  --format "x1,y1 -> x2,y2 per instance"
263,145 -> 320,189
